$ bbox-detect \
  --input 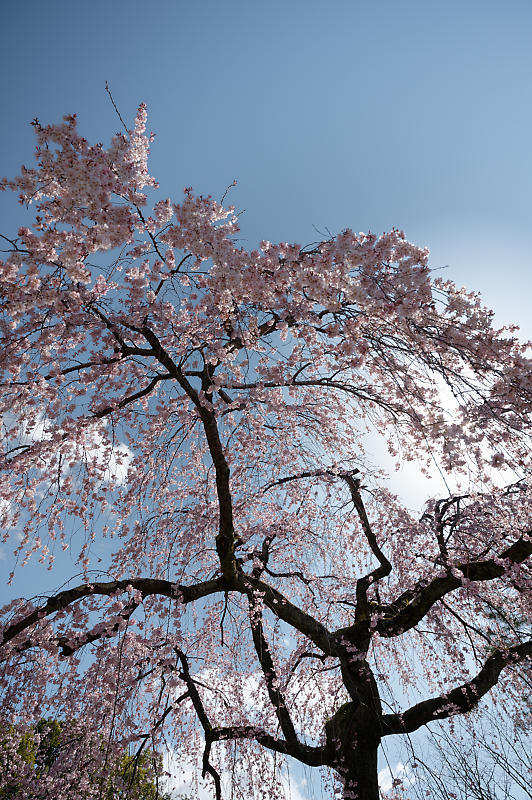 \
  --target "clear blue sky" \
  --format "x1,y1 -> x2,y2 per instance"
1,0 -> 531,331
